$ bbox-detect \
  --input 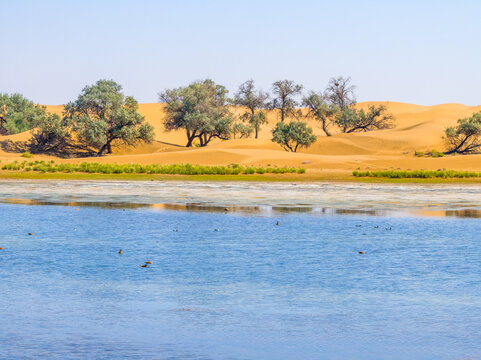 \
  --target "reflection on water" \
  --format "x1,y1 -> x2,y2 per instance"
1,179 -> 481,218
